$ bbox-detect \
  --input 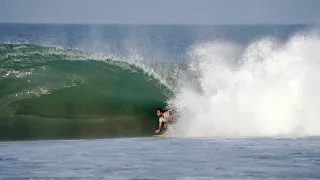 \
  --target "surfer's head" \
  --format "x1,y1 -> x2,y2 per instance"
156,108 -> 164,117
